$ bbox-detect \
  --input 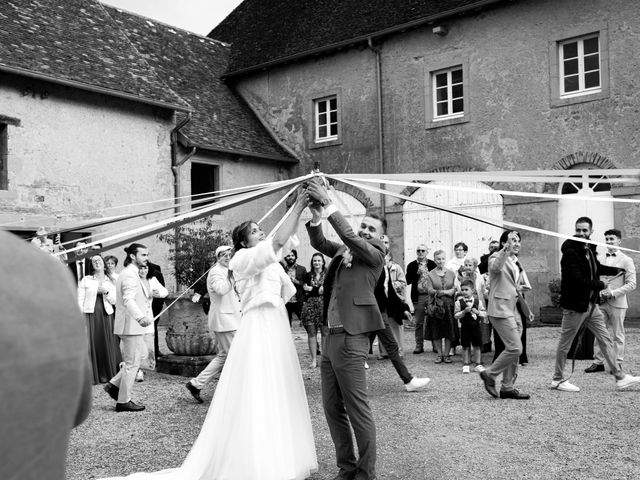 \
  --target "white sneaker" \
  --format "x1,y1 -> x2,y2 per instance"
474,364 -> 486,373
364,362 -> 369,370
462,365 -> 470,374
405,376 -> 431,392
551,379 -> 580,392
616,374 -> 640,390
